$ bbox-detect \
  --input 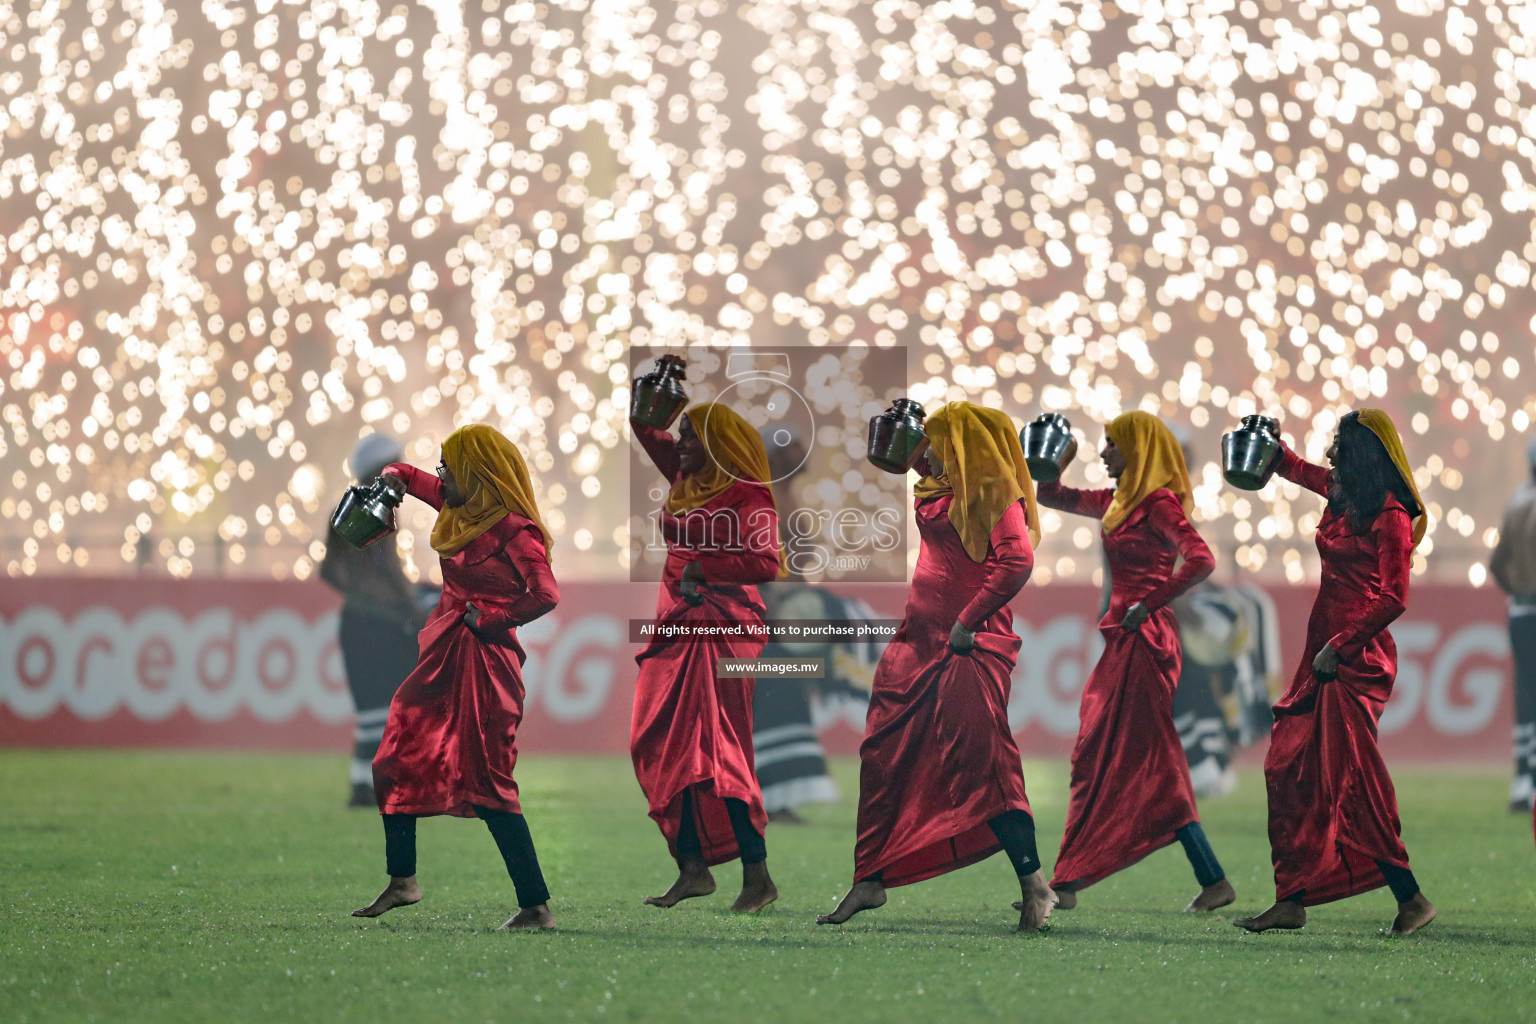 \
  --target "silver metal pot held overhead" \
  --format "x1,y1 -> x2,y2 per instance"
630,354 -> 689,430
1019,413 -> 1078,484
867,398 -> 930,474
330,475 -> 405,549
1221,415 -> 1282,490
